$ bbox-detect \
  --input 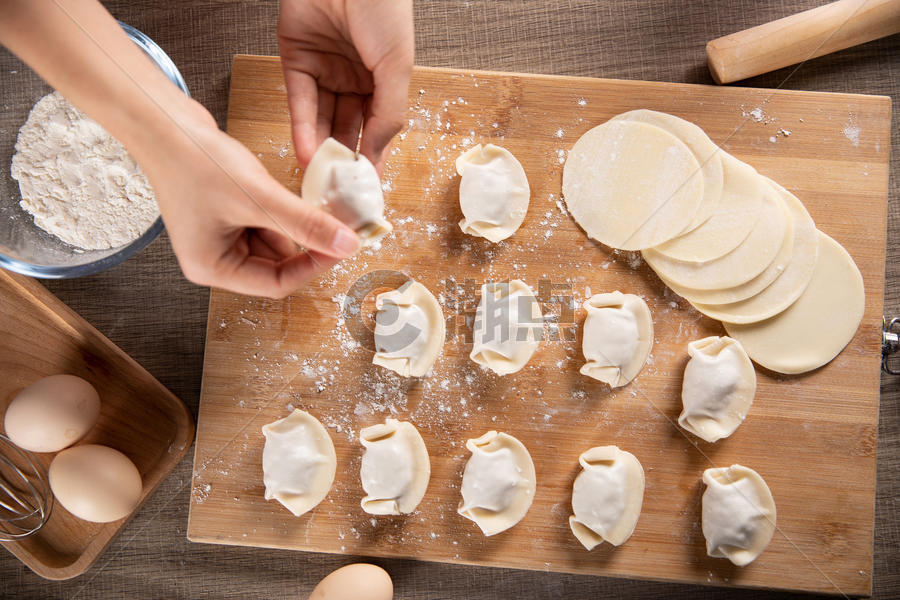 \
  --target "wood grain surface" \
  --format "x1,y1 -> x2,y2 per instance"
1,2 -> 897,599
0,271 -> 194,580
187,55 -> 889,596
